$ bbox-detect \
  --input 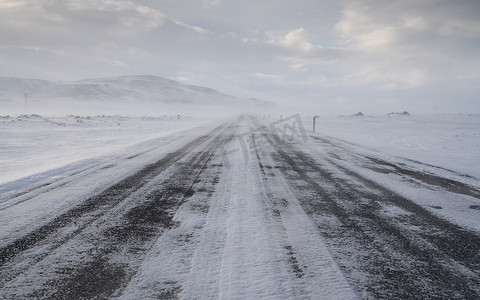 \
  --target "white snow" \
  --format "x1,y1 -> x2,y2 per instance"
310,114 -> 480,178
1,112 -> 478,298
0,114 -> 212,185
0,117 -> 227,247
119,120 -> 358,299
293,113 -> 480,232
